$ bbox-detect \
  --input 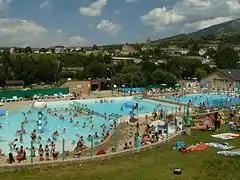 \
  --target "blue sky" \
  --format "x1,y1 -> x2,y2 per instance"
0,0 -> 239,47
